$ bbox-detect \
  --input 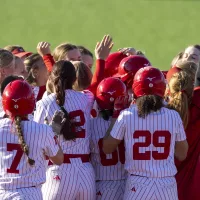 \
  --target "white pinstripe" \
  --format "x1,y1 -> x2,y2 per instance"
34,89 -> 95,199
0,118 -> 59,198
90,117 -> 126,181
110,106 -> 186,200
0,186 -> 43,200
42,162 -> 96,200
110,106 -> 186,177
123,175 -> 178,200
96,180 -> 126,200
90,117 -> 126,200
32,86 -> 39,100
